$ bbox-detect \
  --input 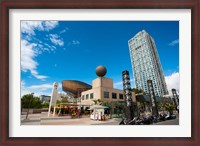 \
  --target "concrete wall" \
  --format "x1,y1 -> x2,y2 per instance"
92,77 -> 113,88
21,108 -> 48,114
80,77 -> 136,106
